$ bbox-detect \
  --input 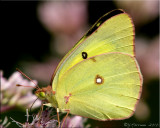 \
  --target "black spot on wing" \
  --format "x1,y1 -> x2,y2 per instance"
82,52 -> 88,59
